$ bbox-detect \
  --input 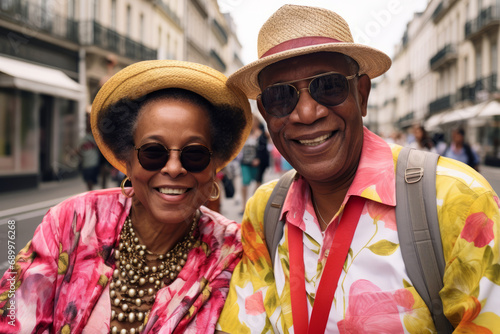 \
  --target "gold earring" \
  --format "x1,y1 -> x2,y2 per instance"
209,180 -> 220,201
120,176 -> 134,198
